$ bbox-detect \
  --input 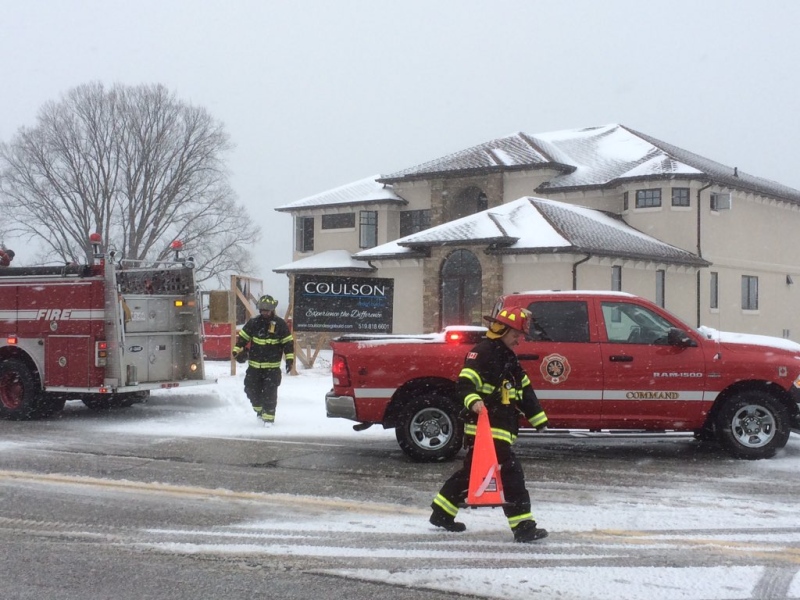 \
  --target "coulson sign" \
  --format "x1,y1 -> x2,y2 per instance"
292,274 -> 394,333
